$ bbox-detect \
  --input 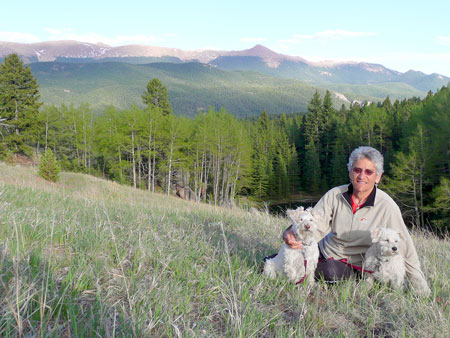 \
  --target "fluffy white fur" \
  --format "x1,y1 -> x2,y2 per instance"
364,227 -> 406,290
264,207 -> 319,284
